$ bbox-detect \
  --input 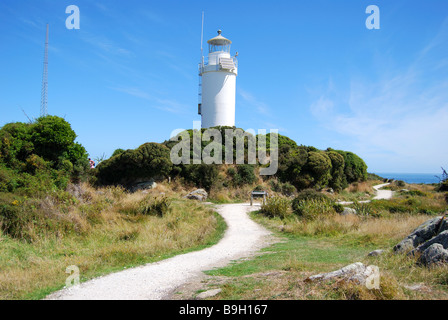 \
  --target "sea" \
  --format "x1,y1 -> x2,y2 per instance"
374,173 -> 442,185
